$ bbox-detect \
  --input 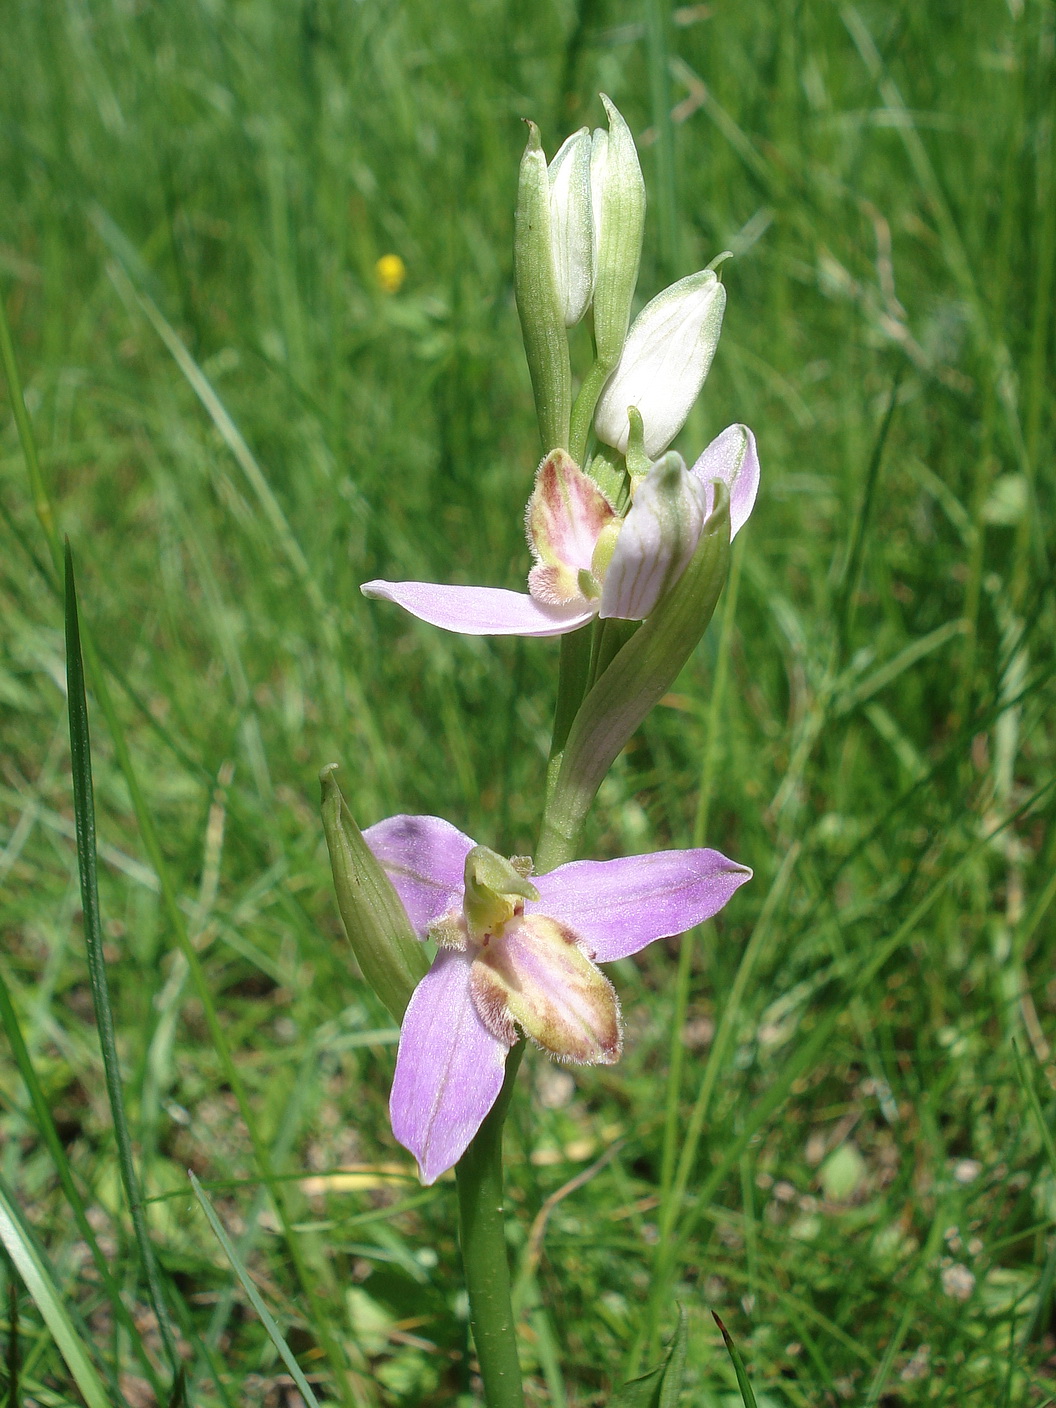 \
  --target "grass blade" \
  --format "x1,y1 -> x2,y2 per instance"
0,277 -> 59,578
2,277 -> 357,1405
64,542 -> 184,1384
0,967 -> 164,1397
1012,1037 -> 1056,1180
0,1180 -> 112,1408
189,1172 -> 324,1408
835,372 -> 900,665
167,1368 -> 189,1408
6,1278 -> 18,1406
643,0 -> 679,277
712,1313 -> 758,1408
